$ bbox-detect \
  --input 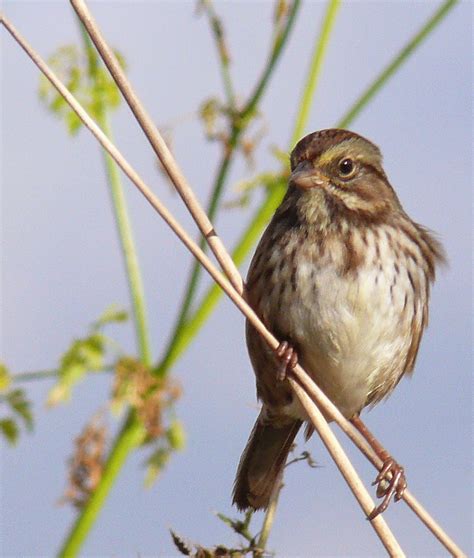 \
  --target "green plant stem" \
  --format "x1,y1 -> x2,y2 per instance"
222,64 -> 236,112
99,111 -> 152,365
158,138 -> 235,373
12,366 -> 114,383
158,0 -> 301,373
290,0 -> 341,147
80,26 -> 152,366
58,412 -> 146,558
202,0 -> 237,110
13,369 -> 62,382
255,487 -> 281,556
337,0 -> 458,129
58,28 -> 153,557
